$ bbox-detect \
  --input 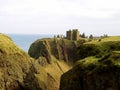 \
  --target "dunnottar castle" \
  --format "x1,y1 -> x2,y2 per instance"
66,29 -> 80,40
55,29 -> 80,41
